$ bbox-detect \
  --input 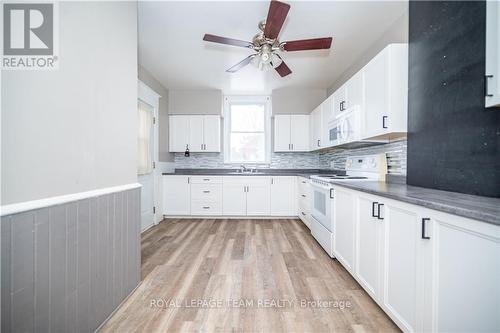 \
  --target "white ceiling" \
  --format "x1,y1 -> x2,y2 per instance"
138,1 -> 408,94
